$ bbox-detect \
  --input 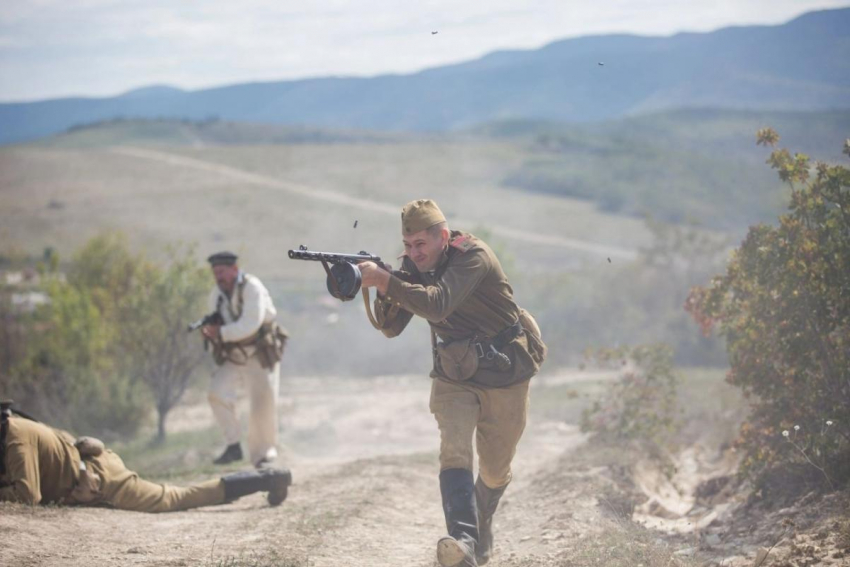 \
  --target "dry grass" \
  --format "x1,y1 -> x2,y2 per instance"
556,522 -> 700,567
